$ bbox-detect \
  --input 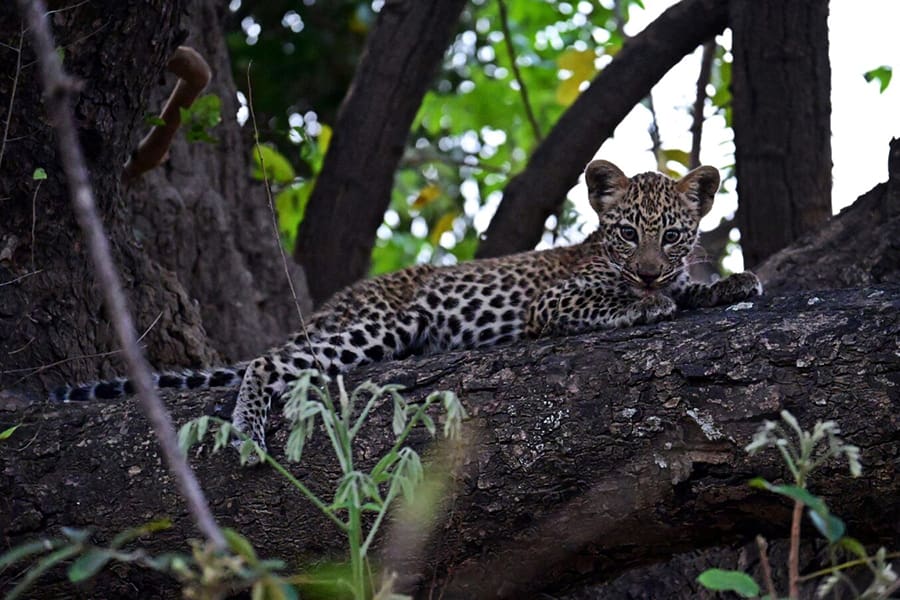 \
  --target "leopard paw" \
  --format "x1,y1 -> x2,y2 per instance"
637,294 -> 677,324
230,435 -> 266,467
715,271 -> 763,305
